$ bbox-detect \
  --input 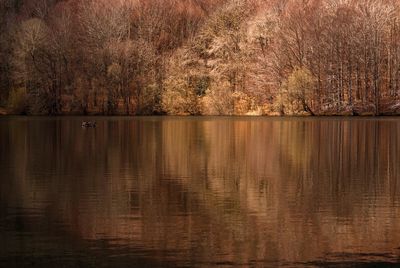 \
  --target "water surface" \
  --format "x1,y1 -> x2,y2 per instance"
1,116 -> 400,267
